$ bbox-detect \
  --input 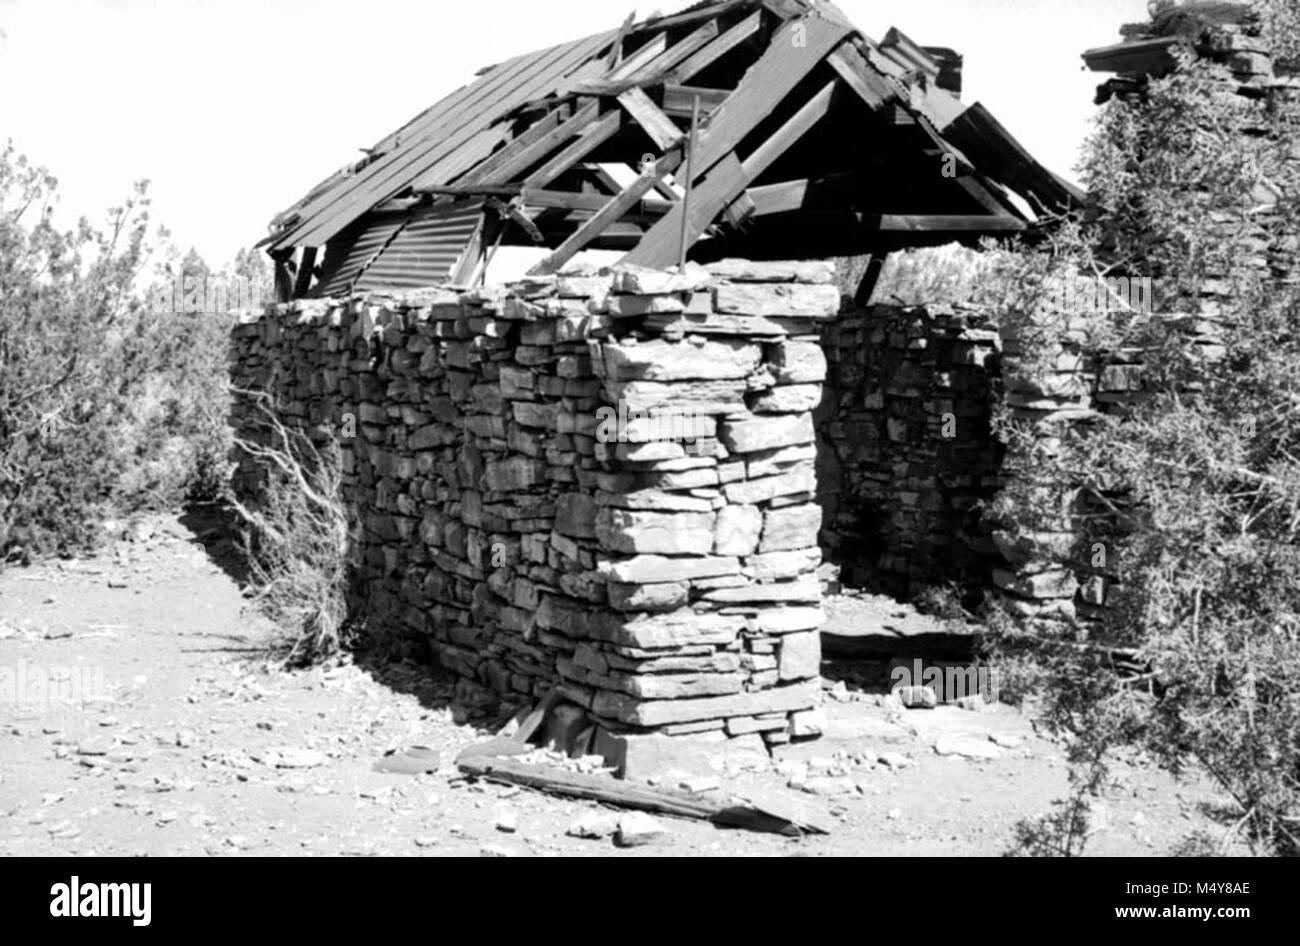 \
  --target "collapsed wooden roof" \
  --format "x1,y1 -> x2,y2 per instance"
264,0 -> 1083,298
